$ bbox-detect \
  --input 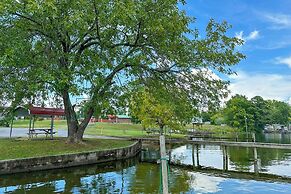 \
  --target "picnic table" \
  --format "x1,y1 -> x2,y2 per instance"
145,128 -> 161,135
28,128 -> 56,139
